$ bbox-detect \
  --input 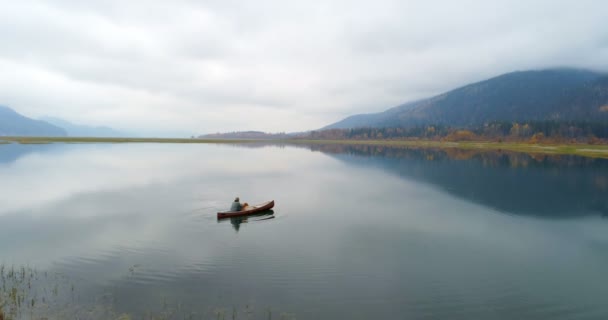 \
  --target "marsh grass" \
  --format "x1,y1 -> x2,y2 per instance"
2,136 -> 607,158
0,264 -> 295,320
0,264 -> 80,320
287,139 -> 608,159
